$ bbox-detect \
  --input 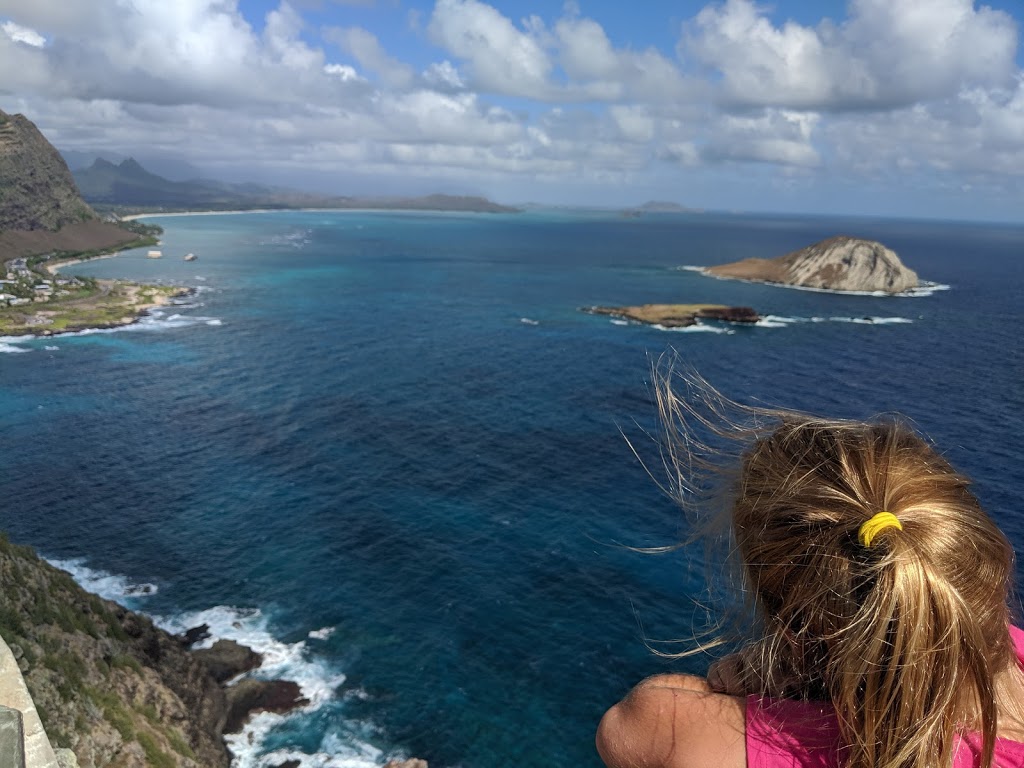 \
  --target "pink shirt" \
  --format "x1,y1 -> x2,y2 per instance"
746,626 -> 1024,768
